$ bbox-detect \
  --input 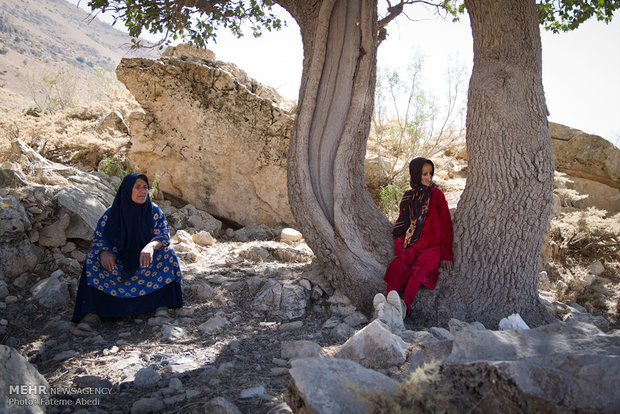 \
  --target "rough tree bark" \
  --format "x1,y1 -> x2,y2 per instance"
413,0 -> 555,328
277,0 -> 393,311
279,0 -> 555,326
